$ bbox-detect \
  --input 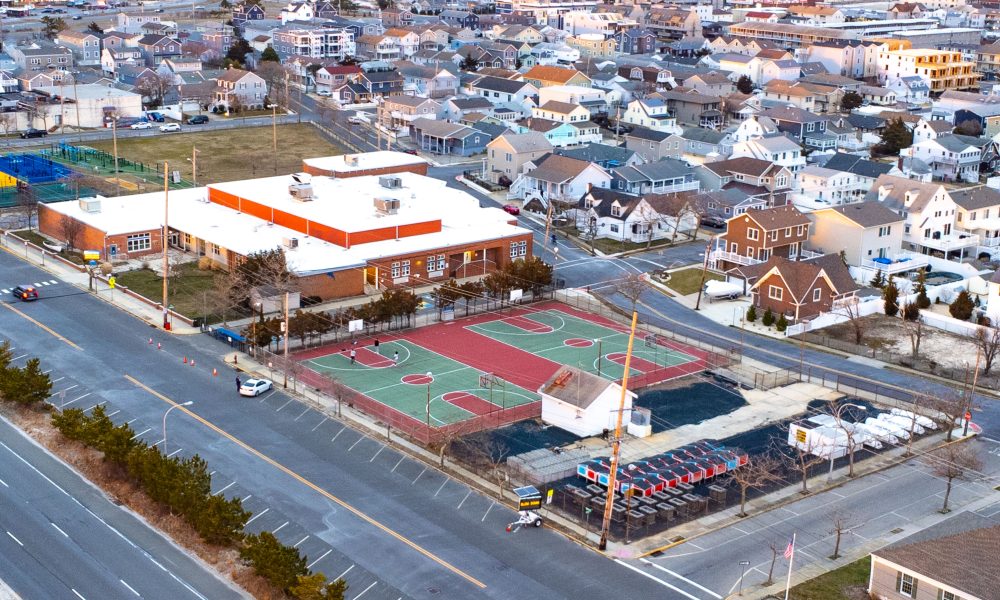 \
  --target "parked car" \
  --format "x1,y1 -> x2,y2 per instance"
401,149 -> 418,155
19,128 -> 47,138
11,285 -> 38,301
700,215 -> 726,229
159,123 -> 181,132
347,115 -> 367,124
239,378 -> 273,397
502,204 -> 521,216
187,115 -> 208,125
146,111 -> 165,122
72,14 -> 82,19
130,121 -> 152,130
316,89 -> 332,97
